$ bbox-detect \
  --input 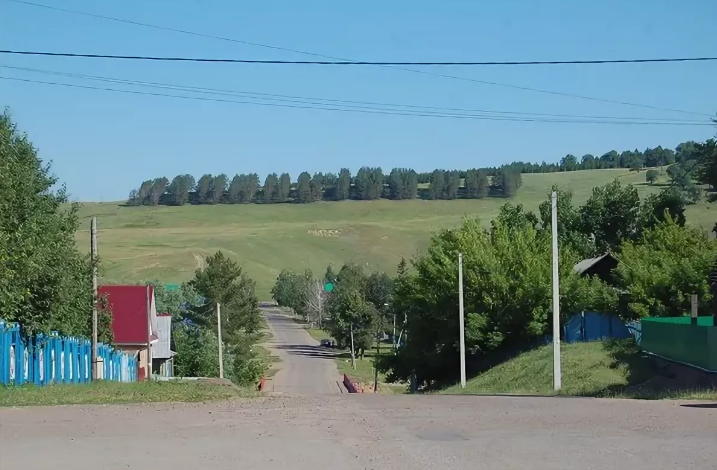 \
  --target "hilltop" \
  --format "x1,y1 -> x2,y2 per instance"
76,168 -> 714,299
